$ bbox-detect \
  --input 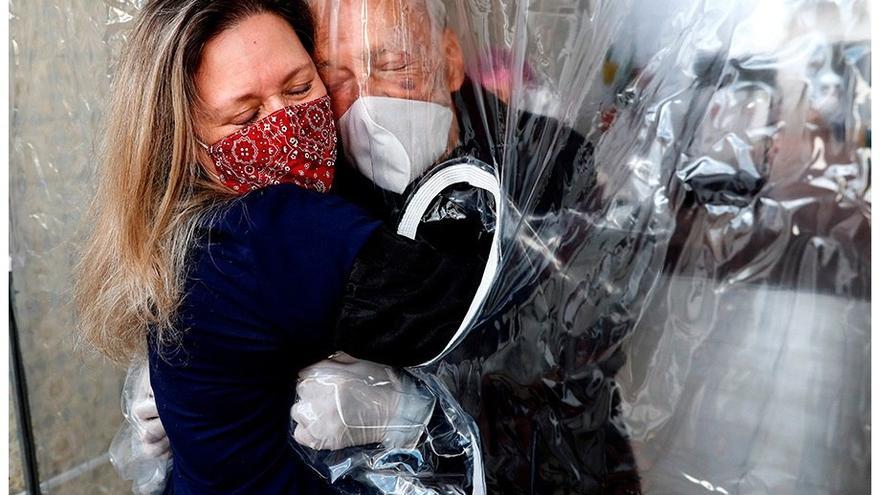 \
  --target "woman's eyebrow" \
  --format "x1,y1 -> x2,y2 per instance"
280,61 -> 314,85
